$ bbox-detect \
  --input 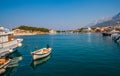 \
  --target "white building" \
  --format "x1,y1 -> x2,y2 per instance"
49,29 -> 56,34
